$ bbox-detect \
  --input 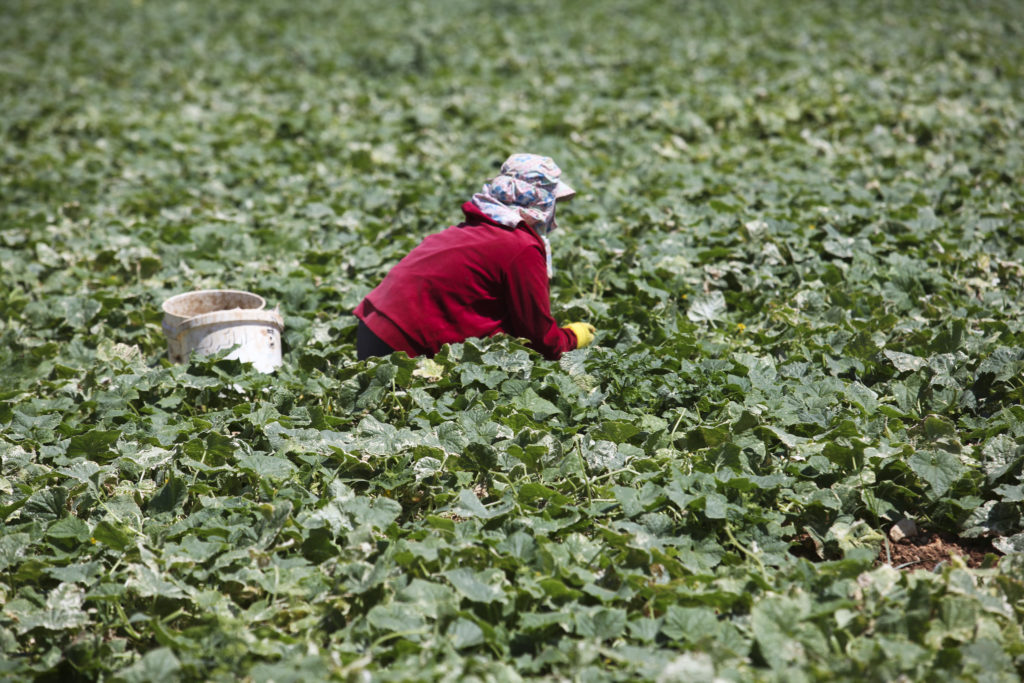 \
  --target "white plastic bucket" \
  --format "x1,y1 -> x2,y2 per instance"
161,289 -> 284,373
